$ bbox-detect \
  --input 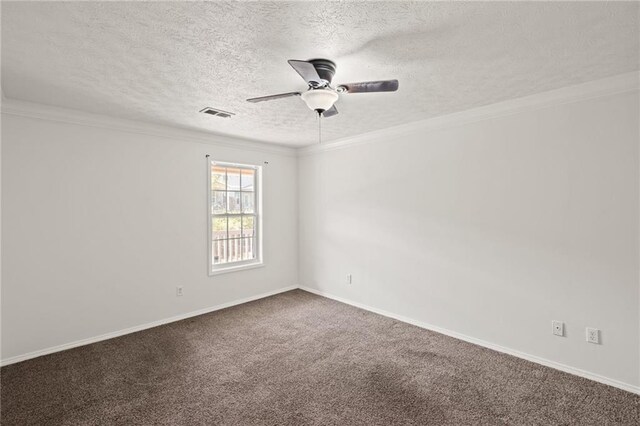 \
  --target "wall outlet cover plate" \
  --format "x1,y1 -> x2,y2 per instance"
552,320 -> 564,337
586,327 -> 600,344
